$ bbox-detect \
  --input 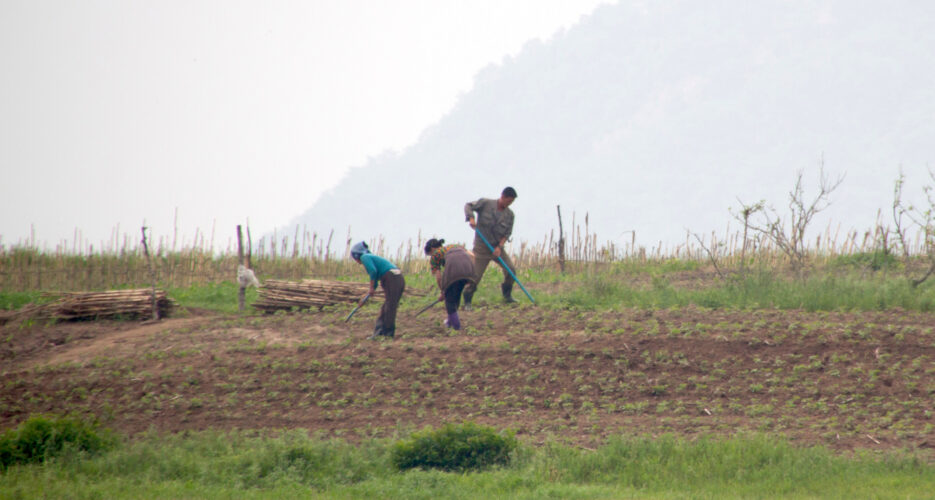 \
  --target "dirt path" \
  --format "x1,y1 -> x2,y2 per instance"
2,314 -> 219,371
42,316 -> 219,367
